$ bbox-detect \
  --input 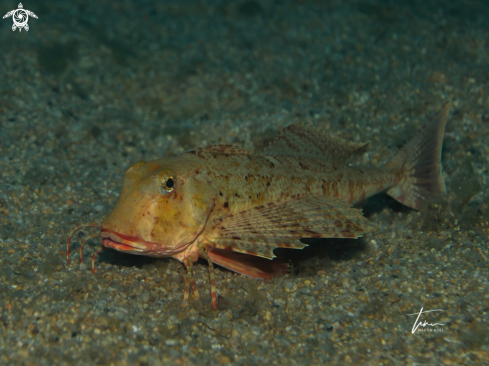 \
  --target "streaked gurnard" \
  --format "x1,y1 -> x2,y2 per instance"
67,104 -> 450,309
